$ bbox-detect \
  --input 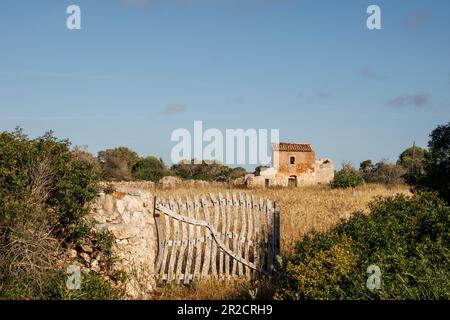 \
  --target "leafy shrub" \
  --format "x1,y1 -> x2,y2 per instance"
97,147 -> 139,181
170,160 -> 247,182
0,128 -> 122,300
331,163 -> 364,189
0,128 -> 100,240
276,192 -> 450,300
360,160 -> 406,185
0,269 -> 122,300
397,145 -> 428,172
229,167 -> 248,180
275,236 -> 357,299
410,122 -> 450,204
131,156 -> 168,182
